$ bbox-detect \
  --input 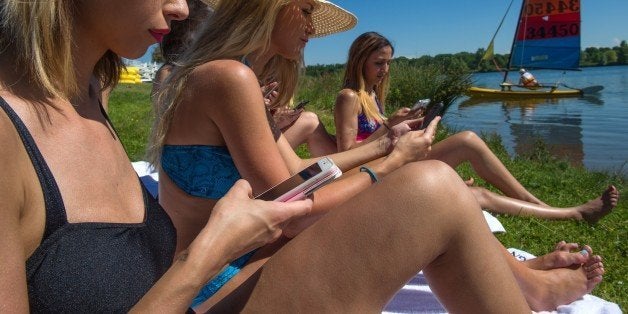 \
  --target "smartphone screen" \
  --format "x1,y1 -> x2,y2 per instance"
419,102 -> 444,130
255,162 -> 323,201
